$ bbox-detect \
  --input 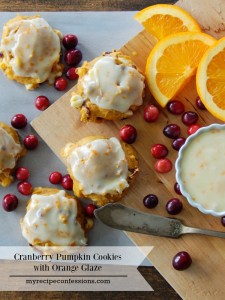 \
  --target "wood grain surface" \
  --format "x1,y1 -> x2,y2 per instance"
32,24 -> 225,300
0,0 -> 176,11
